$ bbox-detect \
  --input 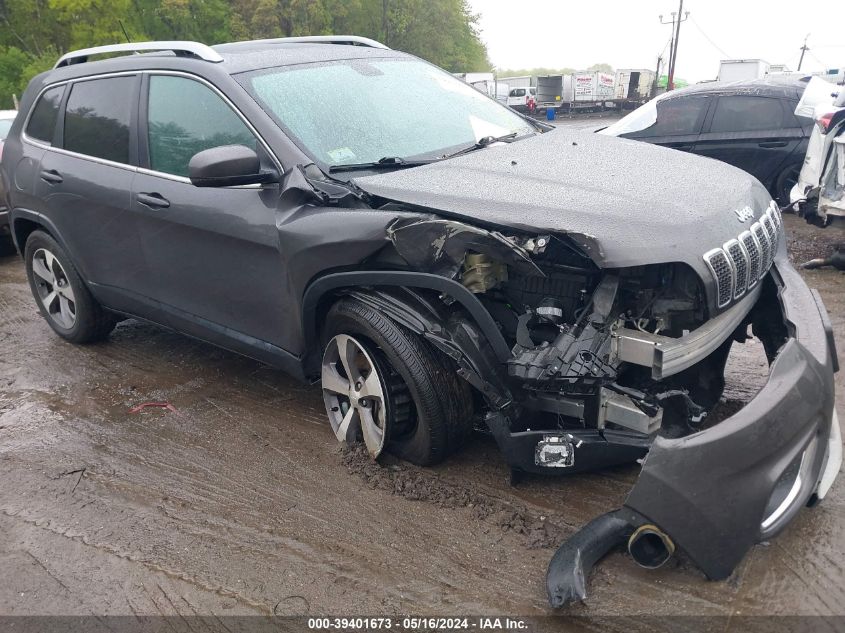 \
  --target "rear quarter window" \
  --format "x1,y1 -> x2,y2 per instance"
638,95 -> 709,137
64,76 -> 135,164
25,86 -> 64,144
